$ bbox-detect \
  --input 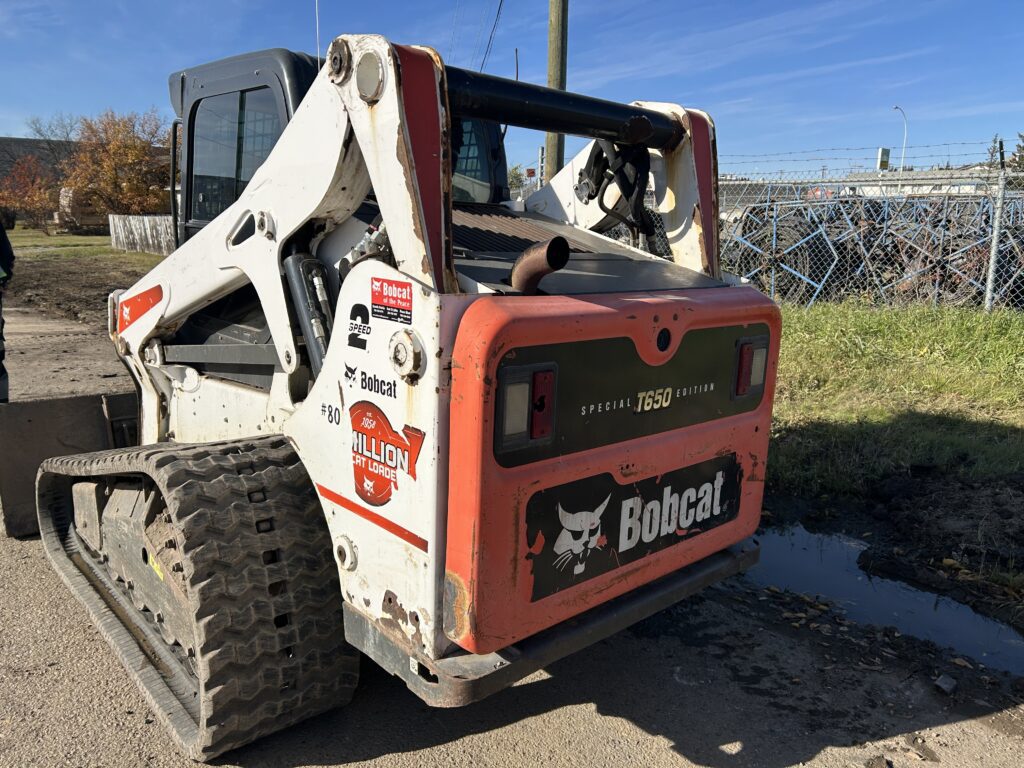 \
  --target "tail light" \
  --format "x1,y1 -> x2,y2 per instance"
496,365 -> 558,453
529,371 -> 555,439
734,337 -> 768,398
